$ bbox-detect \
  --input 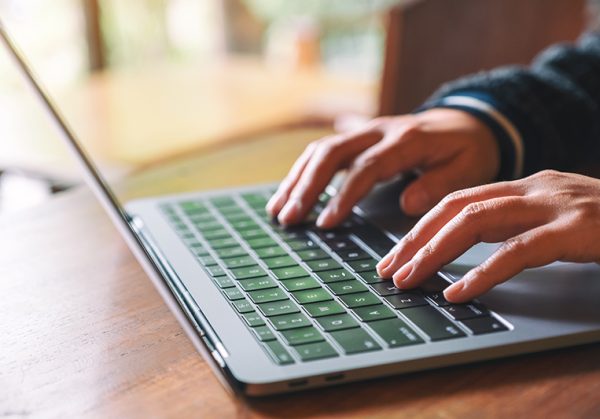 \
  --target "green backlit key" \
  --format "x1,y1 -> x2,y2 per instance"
339,292 -> 381,308
327,280 -> 367,295
294,341 -> 338,361
281,326 -> 324,346
280,276 -> 321,291
272,266 -> 310,280
239,228 -> 267,240
356,270 -> 386,284
206,265 -> 226,277
296,249 -> 329,261
258,300 -> 300,317
315,313 -> 359,331
263,340 -> 295,365
347,259 -> 378,273
306,259 -> 342,272
201,228 -> 230,240
230,265 -> 267,280
223,287 -> 244,301
263,256 -> 297,269
252,325 -> 276,341
207,237 -> 238,249
247,237 -> 277,249
216,246 -> 247,259
304,300 -> 346,317
248,288 -> 288,304
330,328 -> 382,354
292,288 -> 332,304
269,312 -> 312,330
232,299 -> 254,313
222,255 -> 255,269
369,318 -> 424,347
213,276 -> 235,288
353,304 -> 396,322
241,311 -> 266,327
315,269 -> 354,283
256,246 -> 287,259
238,277 -> 278,291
